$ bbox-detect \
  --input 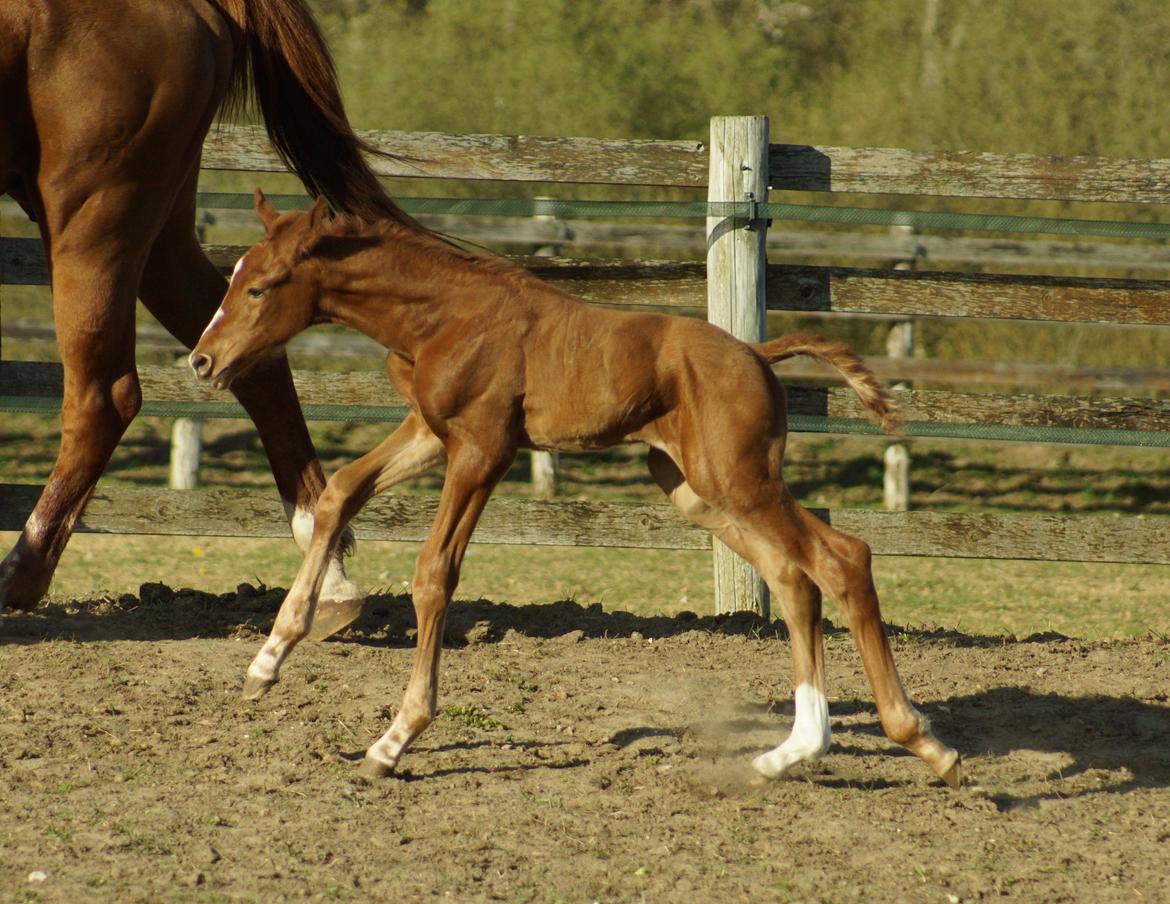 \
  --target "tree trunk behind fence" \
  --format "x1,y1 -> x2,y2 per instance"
706,115 -> 770,618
